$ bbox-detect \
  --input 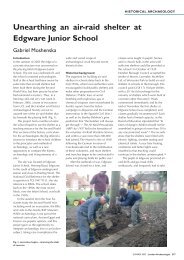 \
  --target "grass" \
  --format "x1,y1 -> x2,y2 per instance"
66,191 -> 167,206
66,191 -> 90,205
141,192 -> 167,203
